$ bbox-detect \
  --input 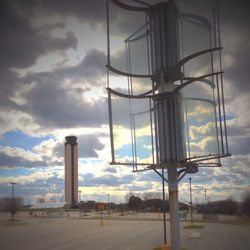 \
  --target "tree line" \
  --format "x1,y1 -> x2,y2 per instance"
0,192 -> 249,217
126,192 -> 250,216
0,197 -> 23,221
